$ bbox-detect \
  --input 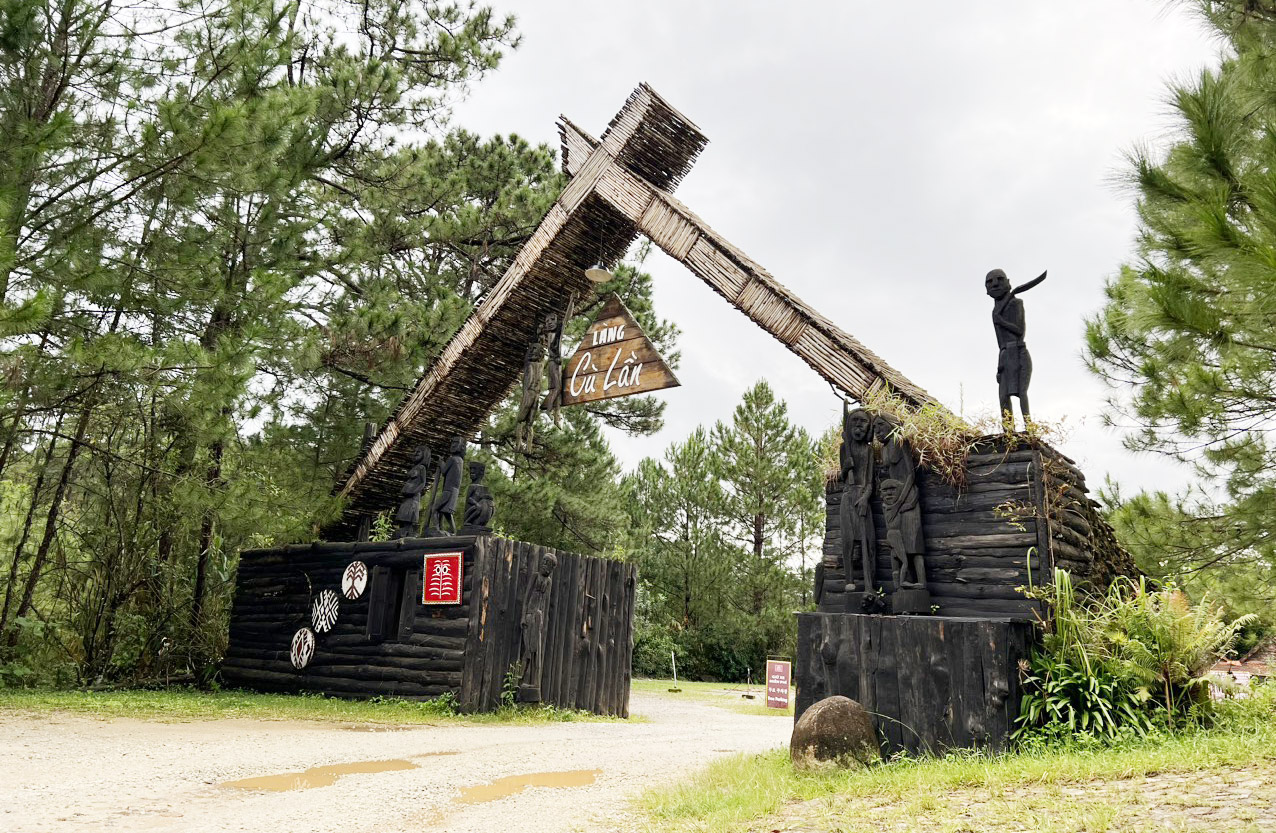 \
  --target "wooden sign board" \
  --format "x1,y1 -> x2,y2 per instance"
766,659 -> 791,709
561,293 -> 679,407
